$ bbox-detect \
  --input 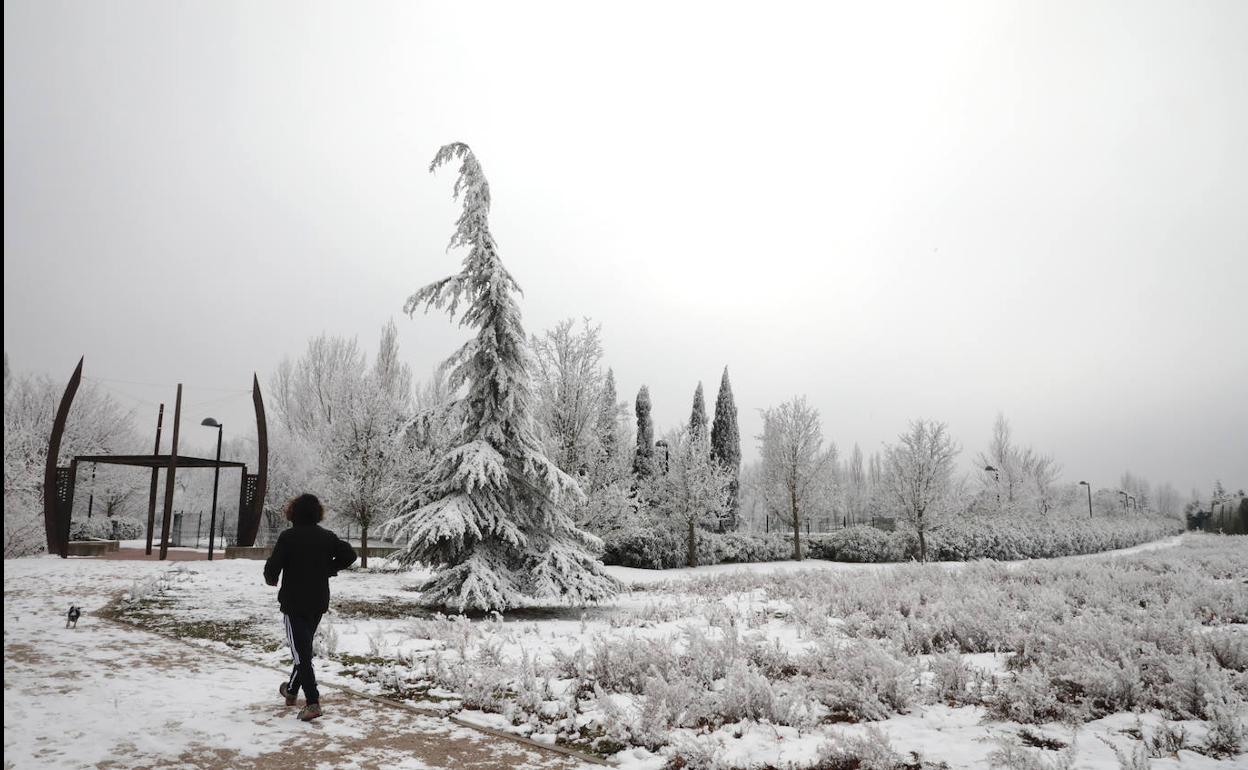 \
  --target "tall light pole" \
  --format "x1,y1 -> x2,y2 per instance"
202,418 -> 224,560
1078,481 -> 1092,519
985,465 -> 1000,510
